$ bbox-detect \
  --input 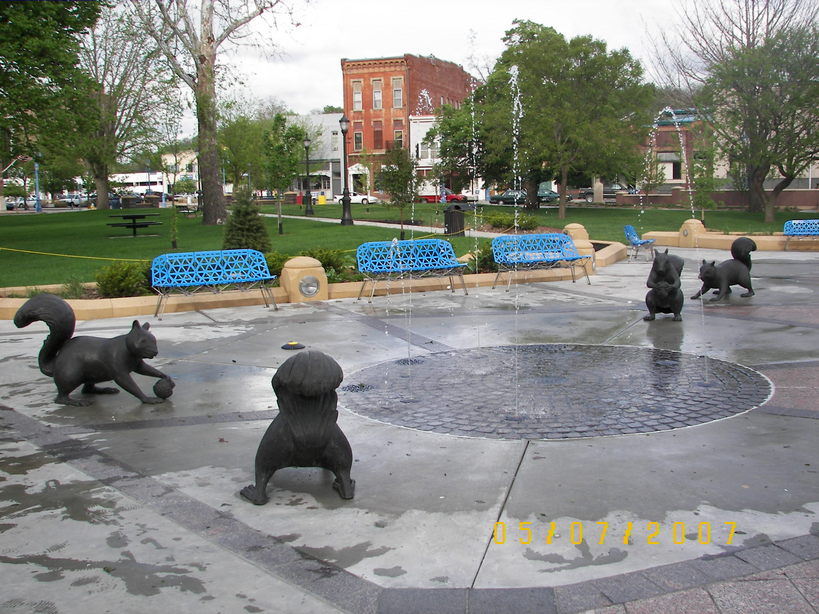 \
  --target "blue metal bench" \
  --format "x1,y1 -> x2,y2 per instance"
356,238 -> 468,302
624,224 -> 656,260
151,249 -> 277,317
491,233 -> 591,290
784,219 -> 819,251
